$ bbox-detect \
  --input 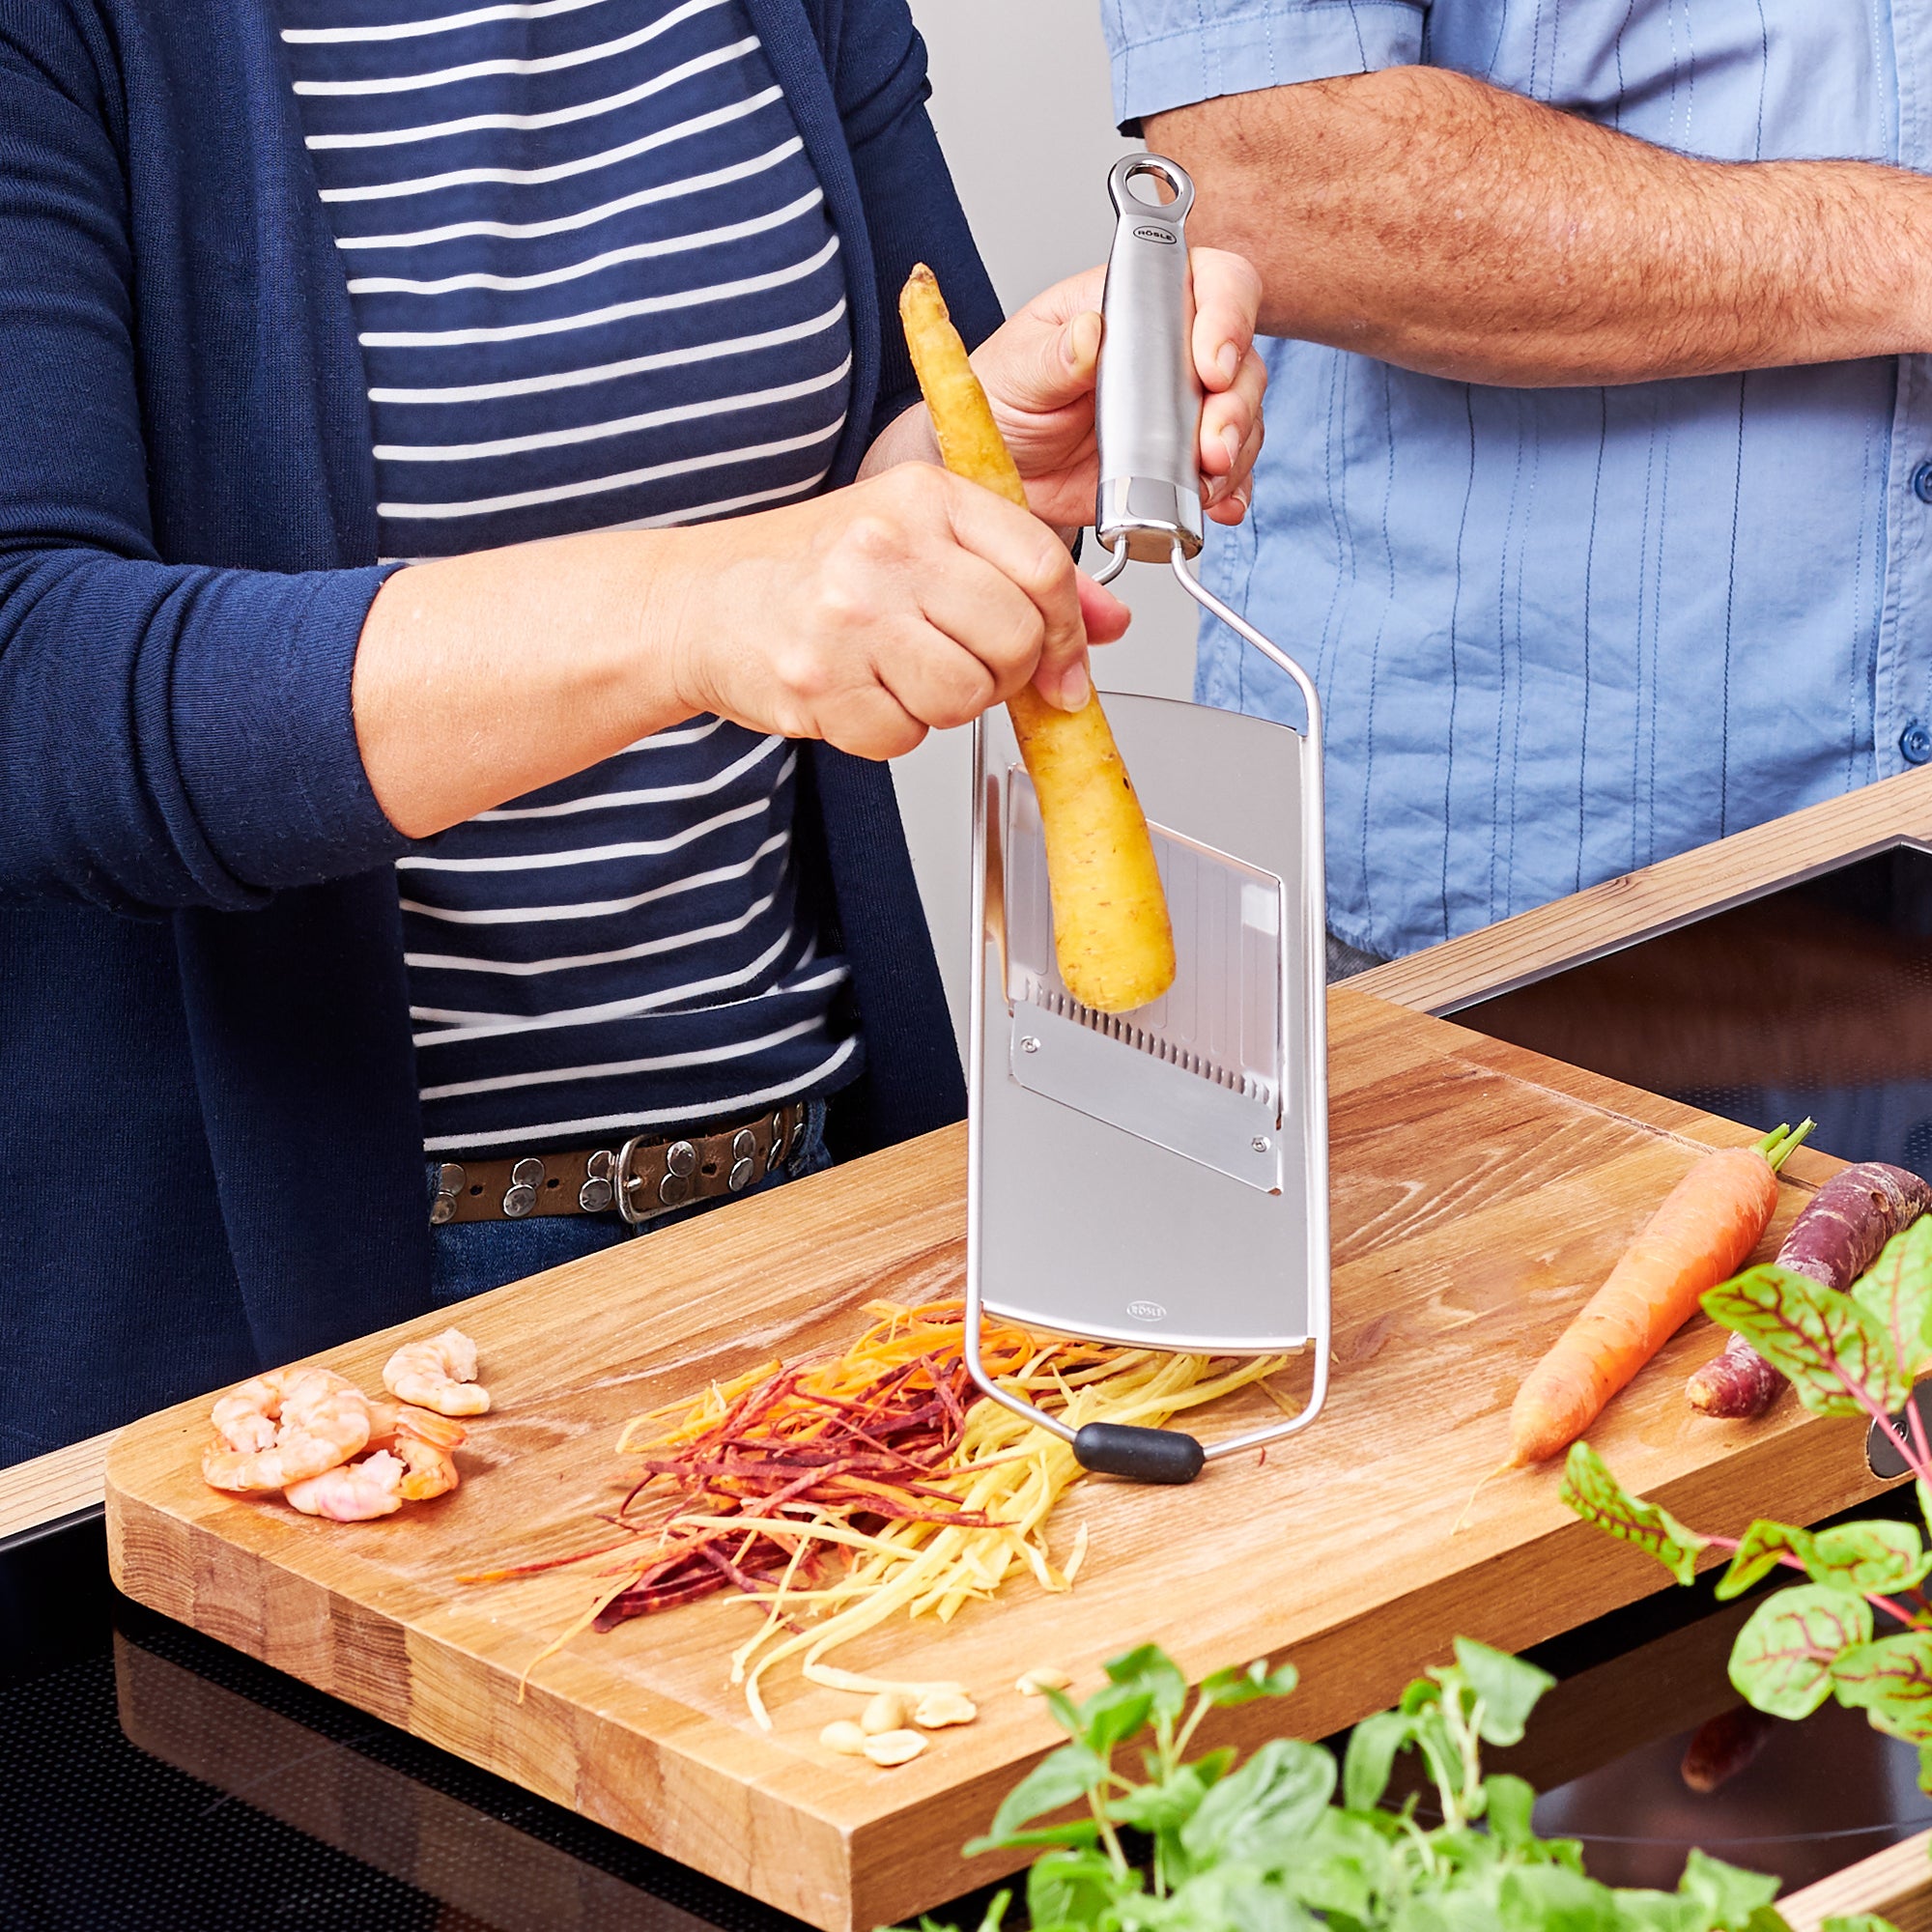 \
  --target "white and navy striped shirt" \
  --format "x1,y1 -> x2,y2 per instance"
278,0 -> 863,1155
